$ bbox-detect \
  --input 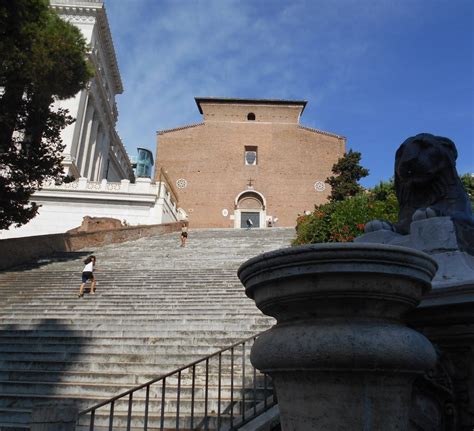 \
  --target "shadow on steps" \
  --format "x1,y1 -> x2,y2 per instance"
0,318 -> 89,429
